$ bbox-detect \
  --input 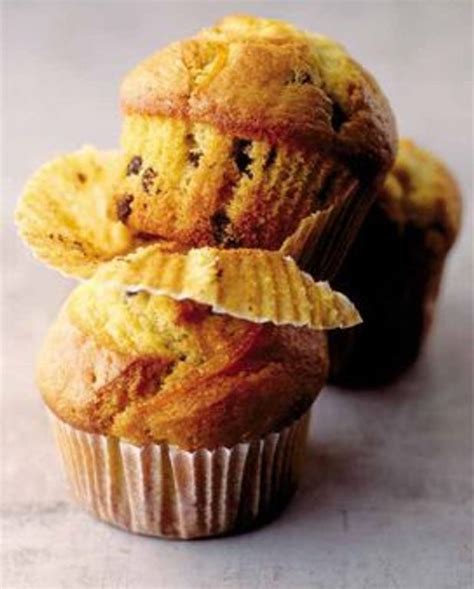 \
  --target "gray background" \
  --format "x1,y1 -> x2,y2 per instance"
1,1 -> 472,588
